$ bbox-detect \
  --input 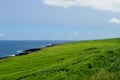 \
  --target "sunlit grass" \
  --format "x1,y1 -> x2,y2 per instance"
0,38 -> 120,80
